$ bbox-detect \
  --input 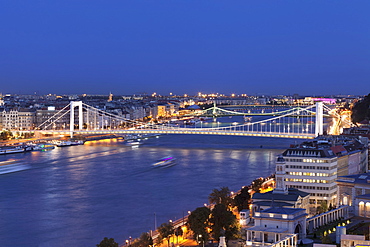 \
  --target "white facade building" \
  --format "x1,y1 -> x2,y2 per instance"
337,172 -> 370,217
278,150 -> 338,213
277,136 -> 368,215
239,209 -> 251,227
246,207 -> 306,246
2,108 -> 35,130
